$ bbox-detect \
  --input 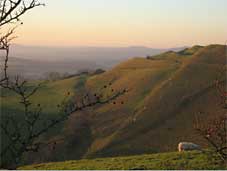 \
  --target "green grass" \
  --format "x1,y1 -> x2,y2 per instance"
1,76 -> 87,115
0,75 -> 88,165
19,151 -> 226,170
